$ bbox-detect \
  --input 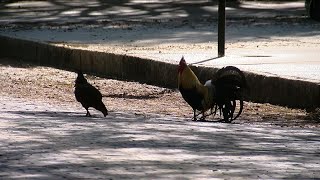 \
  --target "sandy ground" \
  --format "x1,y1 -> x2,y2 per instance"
0,57 -> 318,128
